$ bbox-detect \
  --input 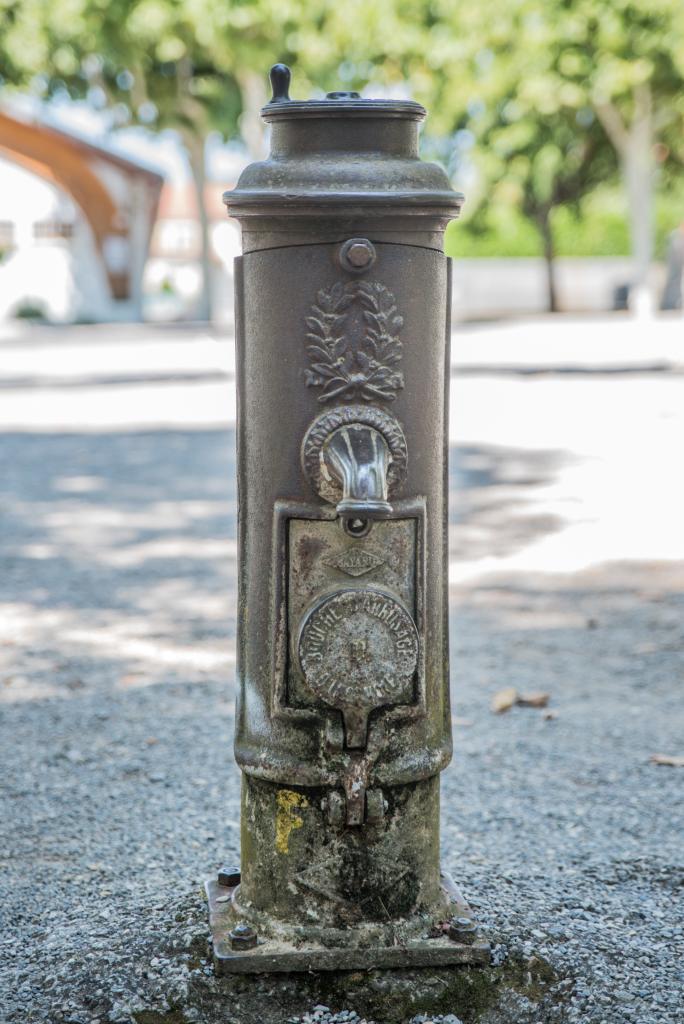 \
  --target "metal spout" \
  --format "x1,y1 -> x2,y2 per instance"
323,423 -> 392,518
